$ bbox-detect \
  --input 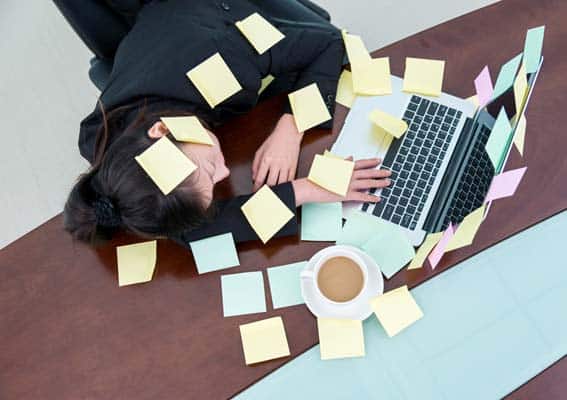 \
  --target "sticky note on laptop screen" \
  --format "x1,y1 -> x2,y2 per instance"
402,57 -> 445,97
134,136 -> 197,195
307,154 -> 354,196
239,316 -> 290,365
160,116 -> 213,145
116,240 -> 157,287
445,205 -> 486,252
235,12 -> 285,55
186,52 -> 242,108
317,318 -> 365,360
485,107 -> 512,170
241,185 -> 294,244
523,25 -> 545,74
492,53 -> 523,100
288,83 -> 331,132
189,232 -> 240,274
370,285 -> 423,337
